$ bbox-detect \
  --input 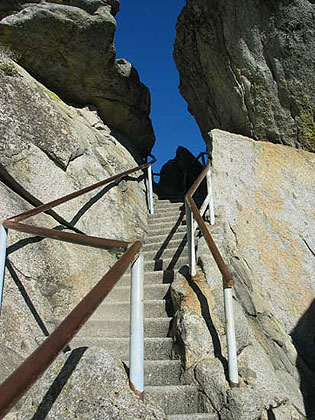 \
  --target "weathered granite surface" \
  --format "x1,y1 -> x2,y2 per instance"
17,347 -> 166,419
174,0 -> 315,152
0,55 -> 150,416
171,129 -> 314,419
0,0 -> 154,155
